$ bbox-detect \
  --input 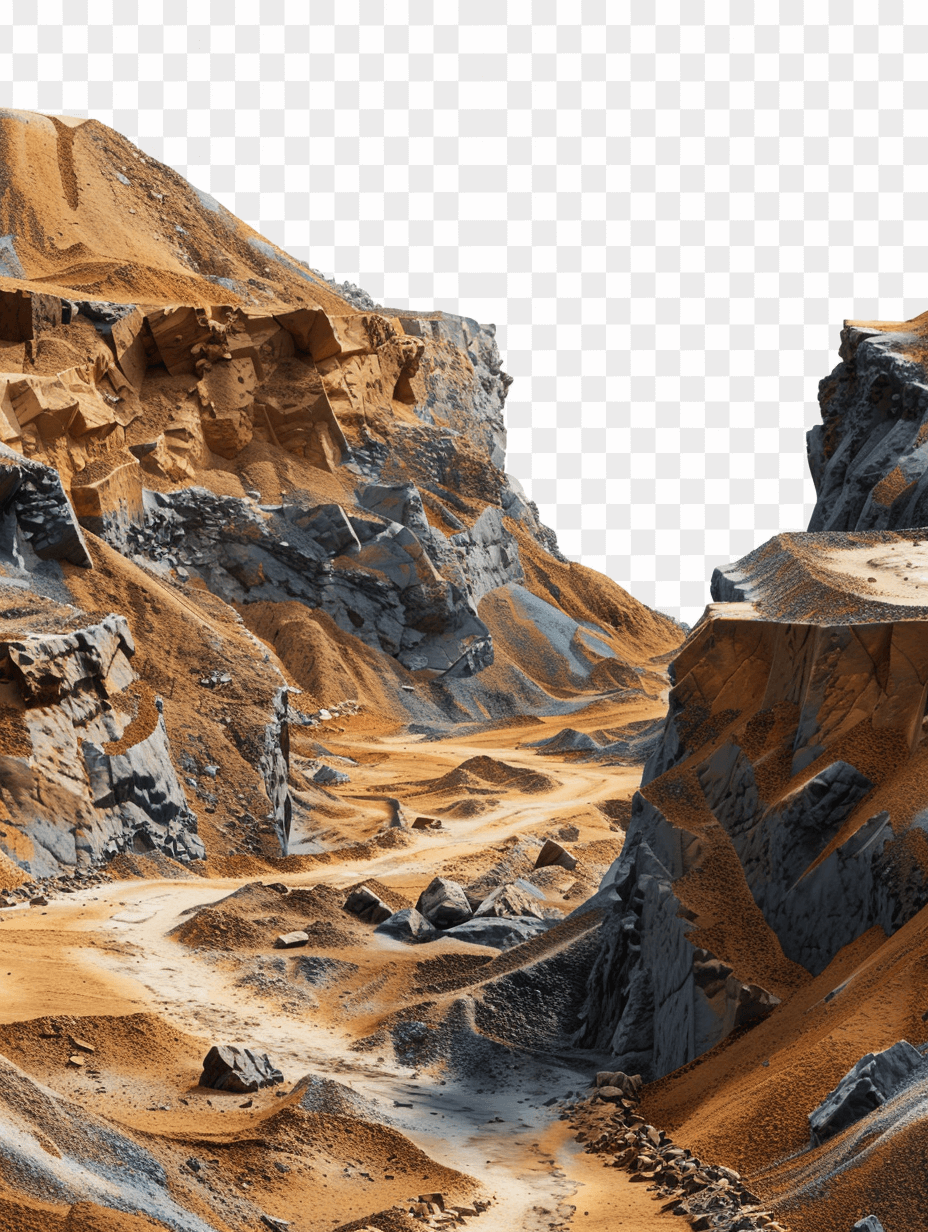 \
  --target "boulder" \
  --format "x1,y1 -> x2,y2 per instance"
442,915 -> 549,951
594,1071 -> 643,1099
274,931 -> 309,949
415,876 -> 473,929
534,839 -> 578,871
199,1045 -> 284,1093
474,881 -> 545,920
343,885 -> 393,925
810,1040 -> 923,1144
312,764 -> 349,785
853,1219 -> 885,1232
374,907 -> 438,944
412,815 -> 442,830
